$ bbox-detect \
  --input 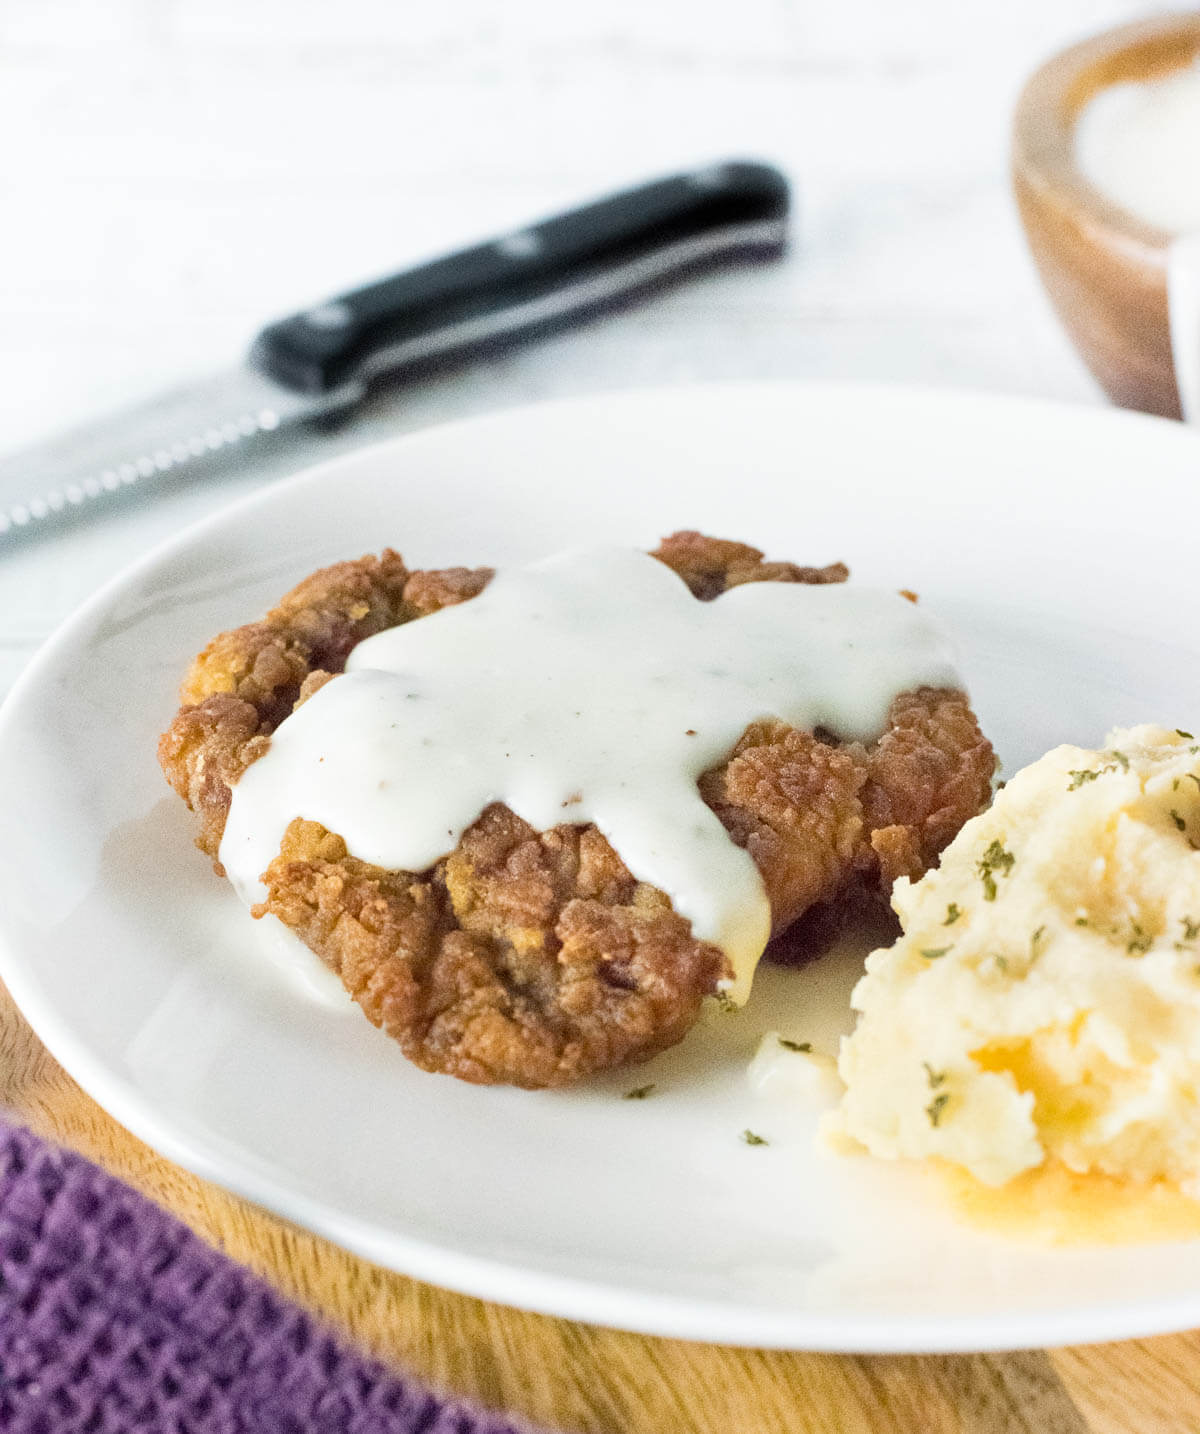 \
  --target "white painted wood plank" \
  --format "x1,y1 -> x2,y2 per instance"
0,0 -> 1163,690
